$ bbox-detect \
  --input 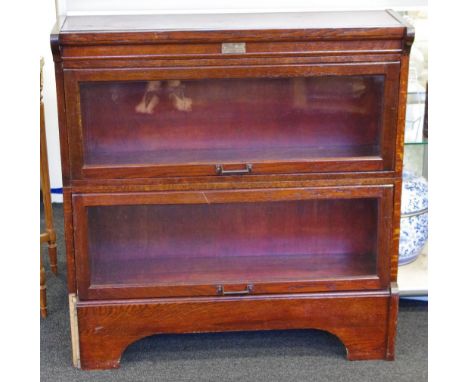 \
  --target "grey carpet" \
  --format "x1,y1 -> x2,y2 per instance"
41,204 -> 427,382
